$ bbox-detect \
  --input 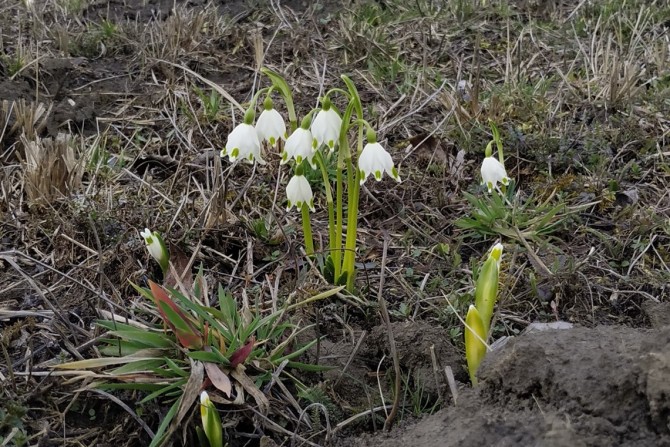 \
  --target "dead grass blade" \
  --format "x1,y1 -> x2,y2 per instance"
19,133 -> 84,204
